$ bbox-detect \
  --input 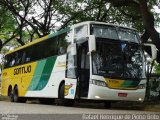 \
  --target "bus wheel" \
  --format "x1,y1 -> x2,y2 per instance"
39,98 -> 55,105
59,83 -> 75,107
13,87 -> 26,103
104,101 -> 111,109
8,87 -> 14,102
